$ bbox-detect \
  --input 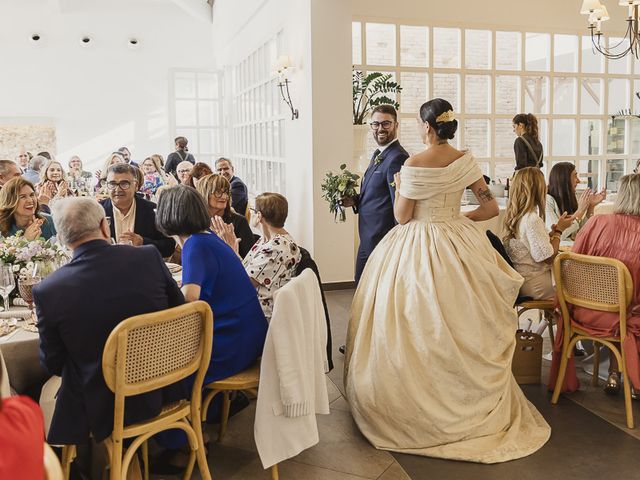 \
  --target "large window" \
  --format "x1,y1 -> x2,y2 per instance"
353,22 -> 640,189
170,71 -> 223,166
231,32 -> 287,196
